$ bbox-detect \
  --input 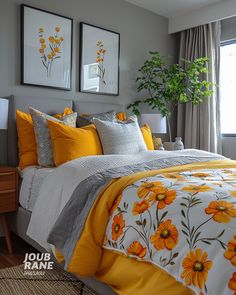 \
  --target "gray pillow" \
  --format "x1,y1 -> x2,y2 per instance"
29,107 -> 77,167
93,116 -> 147,155
77,110 -> 116,127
